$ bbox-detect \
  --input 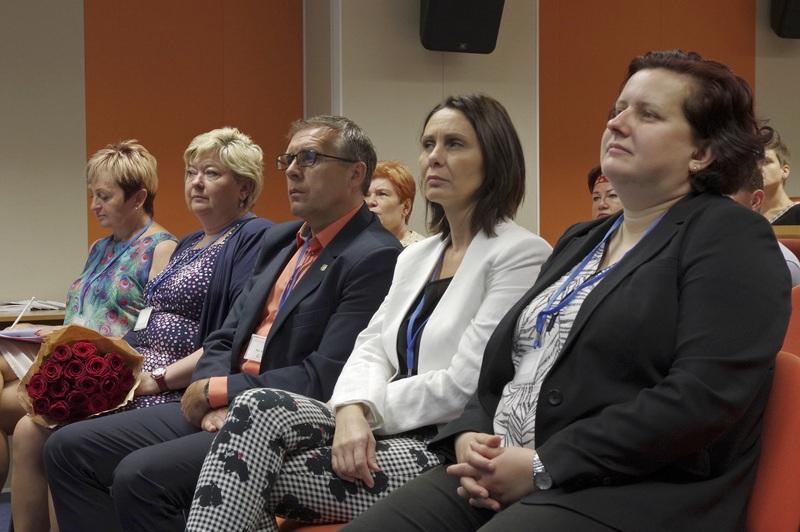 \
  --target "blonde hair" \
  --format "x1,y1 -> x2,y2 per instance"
86,140 -> 158,215
184,127 -> 264,209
